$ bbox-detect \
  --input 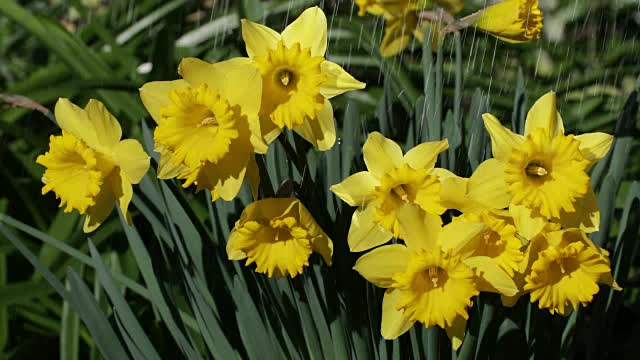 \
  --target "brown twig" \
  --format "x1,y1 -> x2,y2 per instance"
0,93 -> 56,124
